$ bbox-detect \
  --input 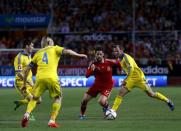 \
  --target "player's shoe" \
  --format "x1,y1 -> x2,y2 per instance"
103,106 -> 110,113
167,100 -> 175,111
48,121 -> 60,128
29,113 -> 36,121
79,114 -> 86,120
14,101 -> 21,111
21,113 -> 29,127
